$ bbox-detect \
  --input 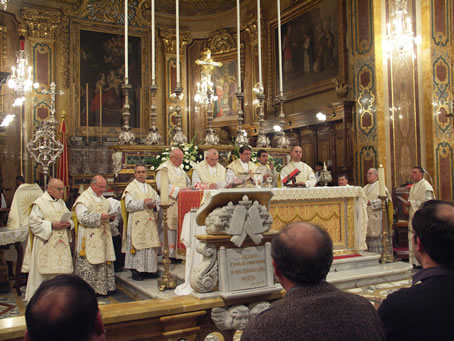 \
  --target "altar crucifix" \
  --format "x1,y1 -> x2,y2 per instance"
195,48 -> 222,145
